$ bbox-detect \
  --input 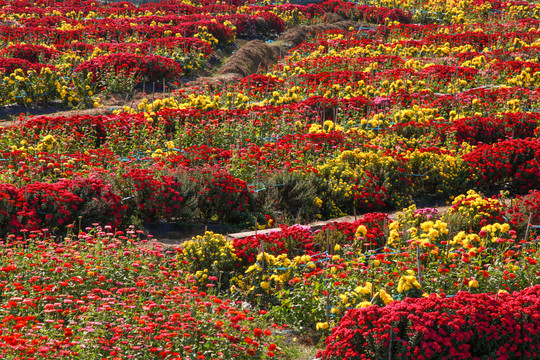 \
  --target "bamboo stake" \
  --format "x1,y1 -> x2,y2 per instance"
388,327 -> 394,360
416,244 -> 423,290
